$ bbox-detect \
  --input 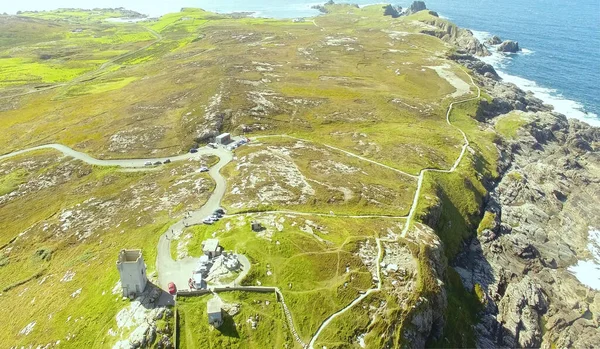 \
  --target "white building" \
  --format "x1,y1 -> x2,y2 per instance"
116,249 -> 148,298
207,297 -> 223,327
215,133 -> 231,145
202,239 -> 222,258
